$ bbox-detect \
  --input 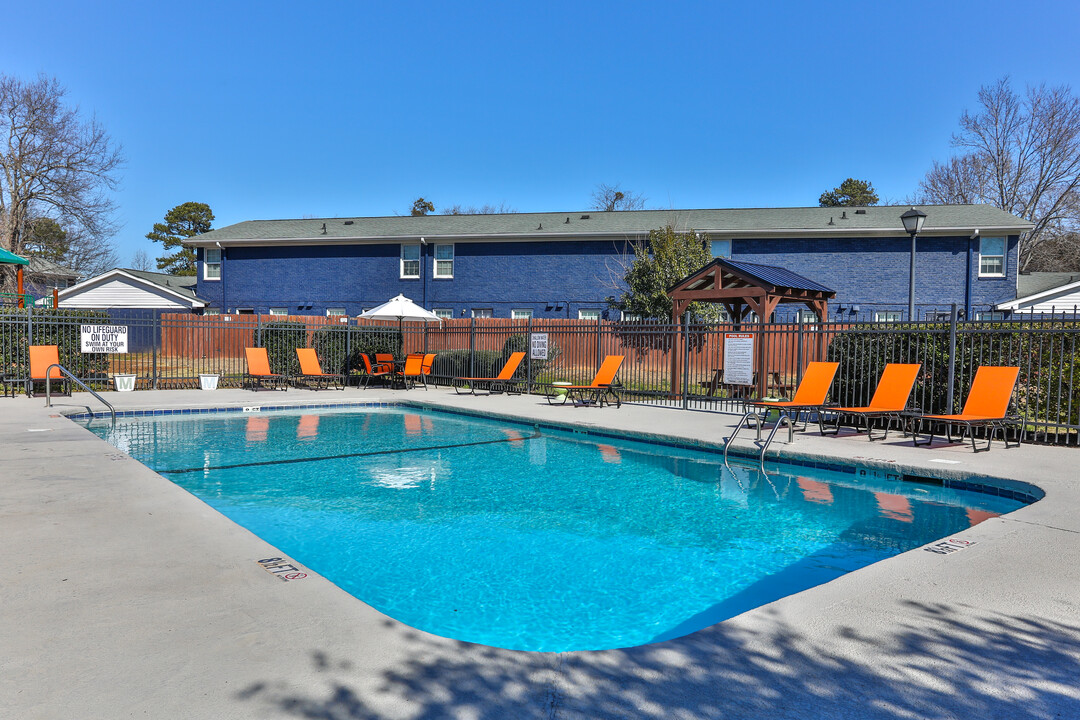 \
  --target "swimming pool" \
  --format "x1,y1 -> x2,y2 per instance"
83,405 -> 1028,652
